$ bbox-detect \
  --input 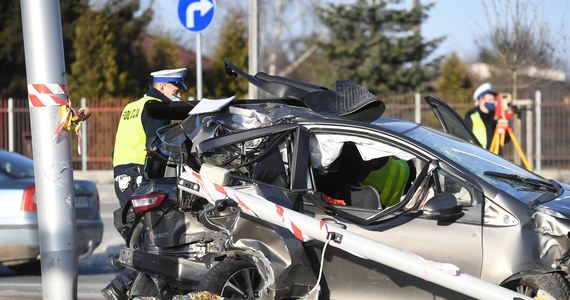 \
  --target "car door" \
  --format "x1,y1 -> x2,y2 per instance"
424,96 -> 482,147
303,127 -> 484,299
